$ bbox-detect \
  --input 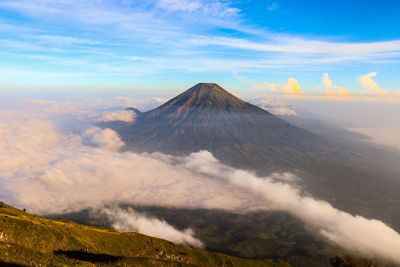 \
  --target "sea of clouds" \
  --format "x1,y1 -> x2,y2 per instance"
1,96 -> 400,263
